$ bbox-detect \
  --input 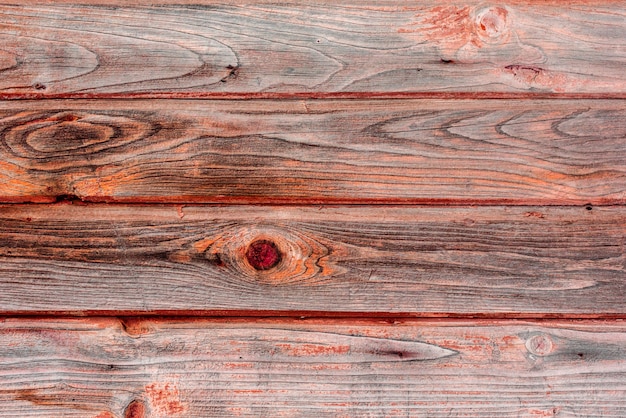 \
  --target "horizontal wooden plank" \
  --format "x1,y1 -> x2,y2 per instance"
0,317 -> 625,416
0,2 -> 625,98
1,99 -> 625,204
0,204 -> 623,315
